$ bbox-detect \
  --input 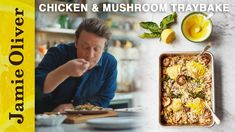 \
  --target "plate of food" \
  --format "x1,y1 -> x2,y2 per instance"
65,103 -> 109,115
159,52 -> 215,127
